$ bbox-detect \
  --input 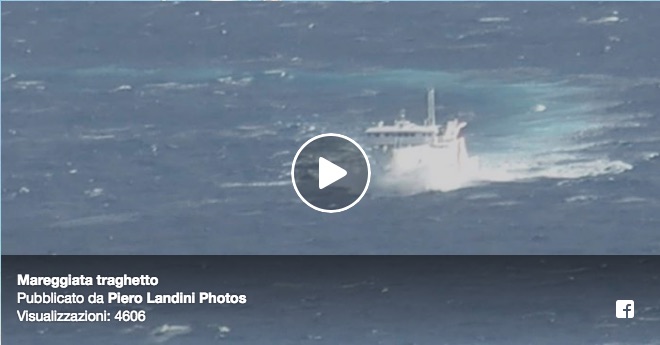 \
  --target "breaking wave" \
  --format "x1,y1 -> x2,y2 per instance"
347,68 -> 639,194
376,147 -> 632,195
